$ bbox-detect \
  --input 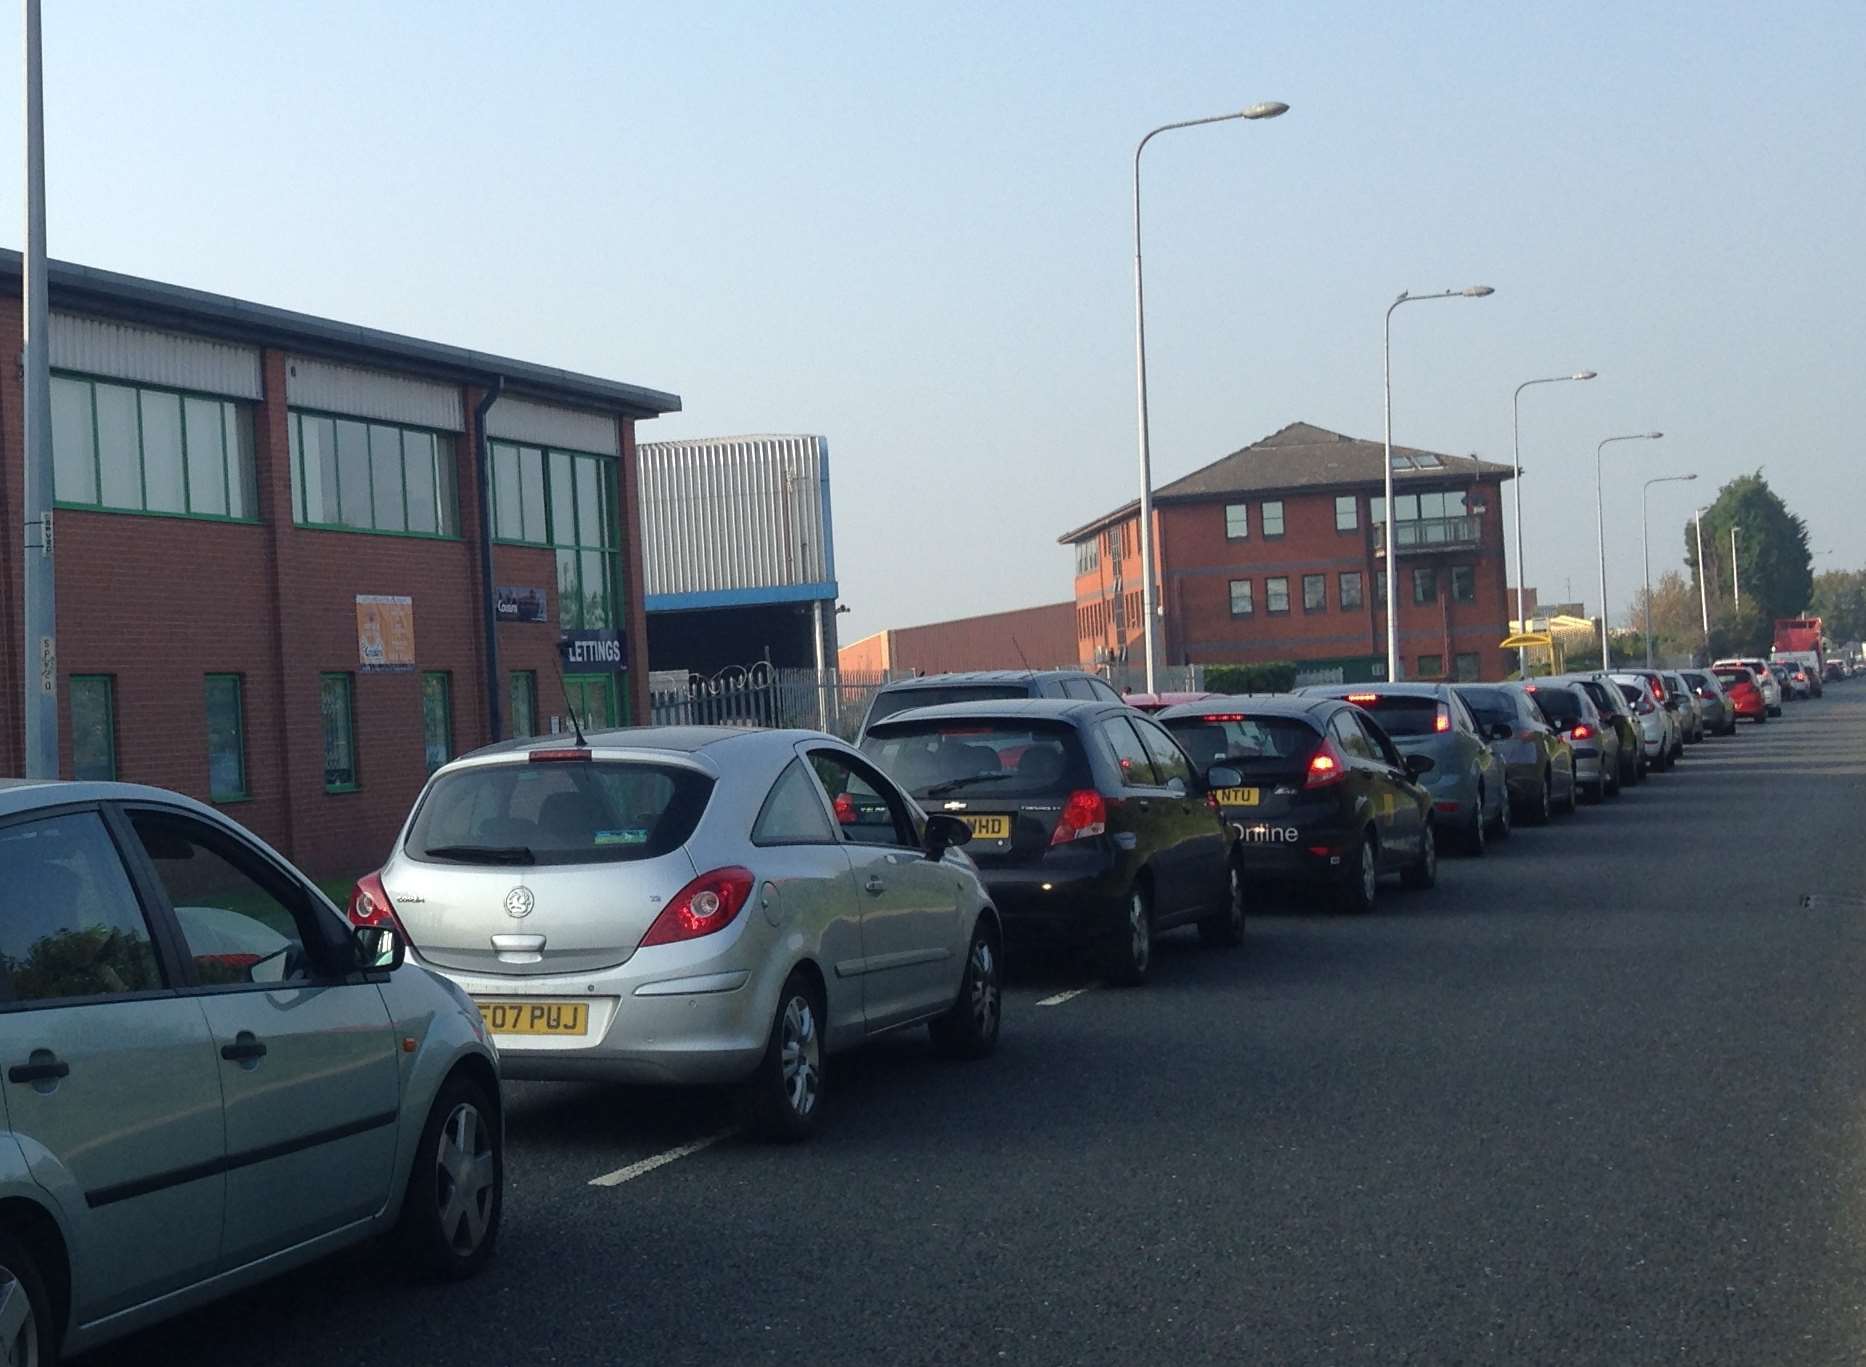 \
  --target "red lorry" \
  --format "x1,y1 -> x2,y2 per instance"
1772,617 -> 1826,697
